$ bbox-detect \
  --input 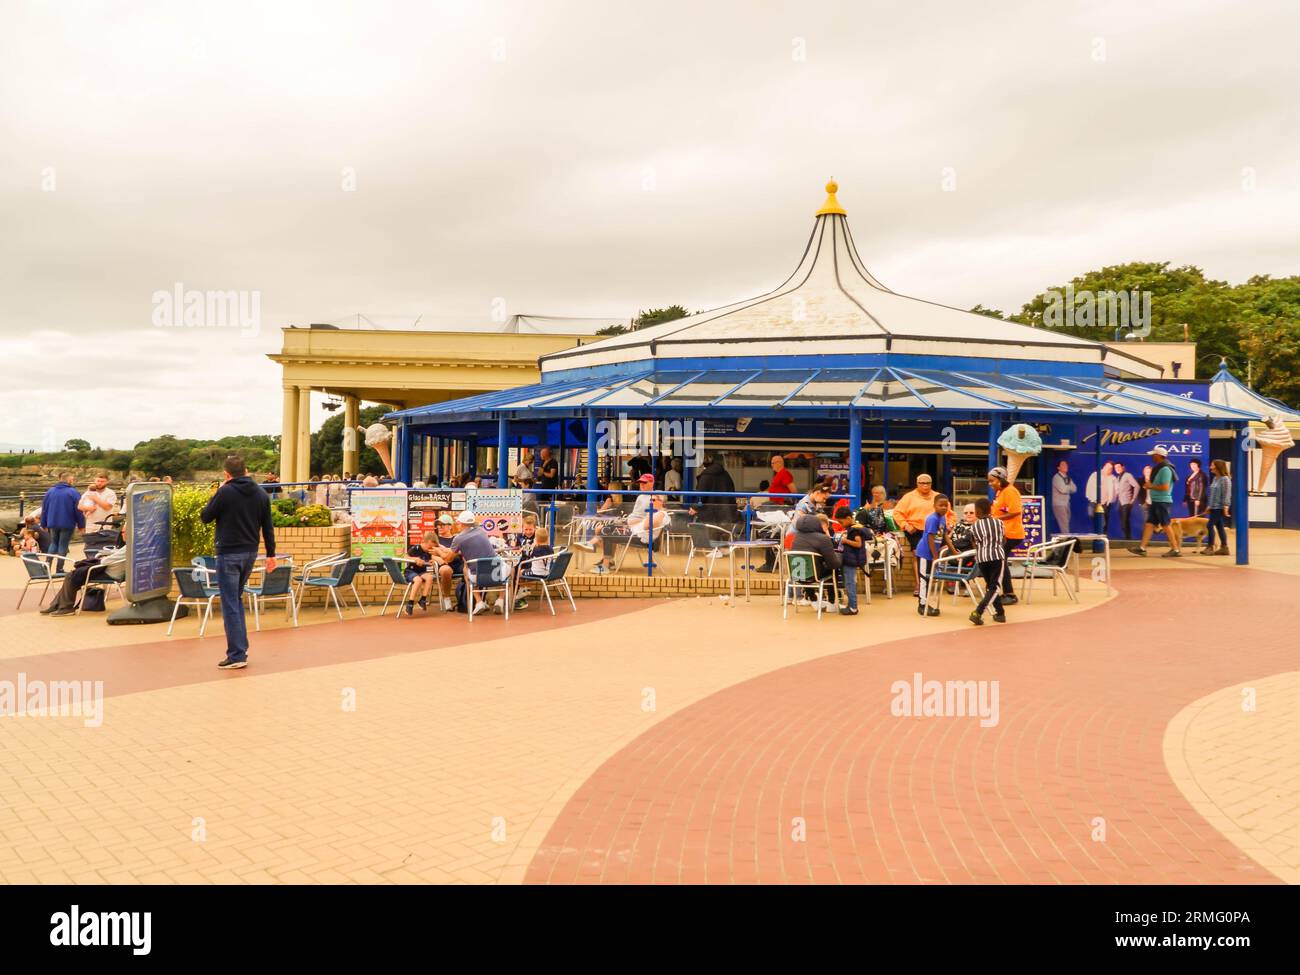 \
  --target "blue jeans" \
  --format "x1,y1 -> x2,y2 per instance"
216,551 -> 257,661
49,527 -> 73,558
841,564 -> 859,610
1207,508 -> 1228,548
